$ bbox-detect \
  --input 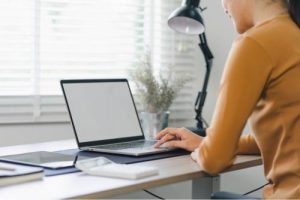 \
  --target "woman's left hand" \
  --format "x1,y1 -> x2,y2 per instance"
154,127 -> 203,152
